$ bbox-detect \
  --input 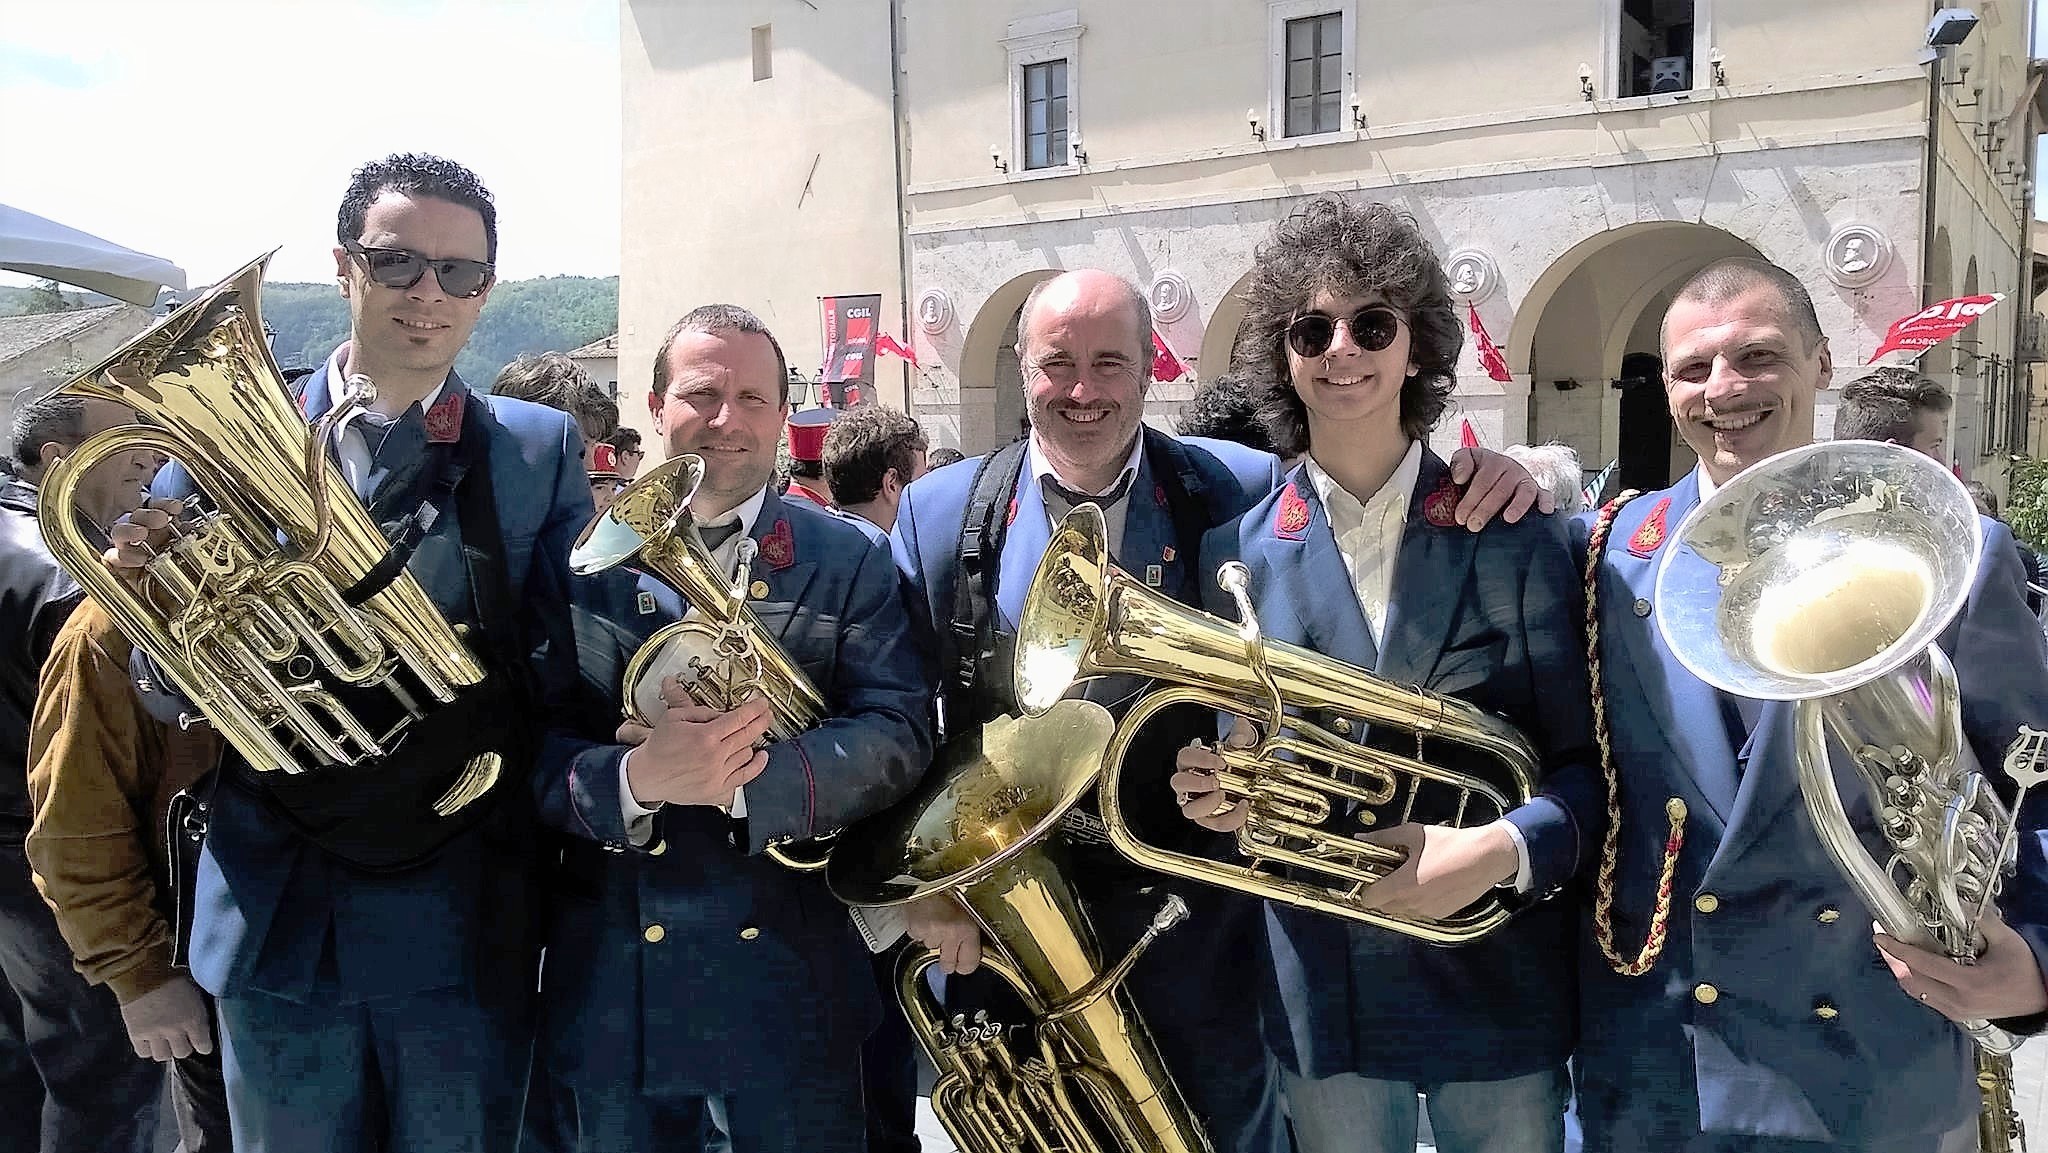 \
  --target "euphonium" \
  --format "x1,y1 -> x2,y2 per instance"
569,454 -> 832,868
37,253 -> 500,813
828,701 -> 1212,1153
1656,439 -> 2042,1152
1013,504 -> 1538,944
